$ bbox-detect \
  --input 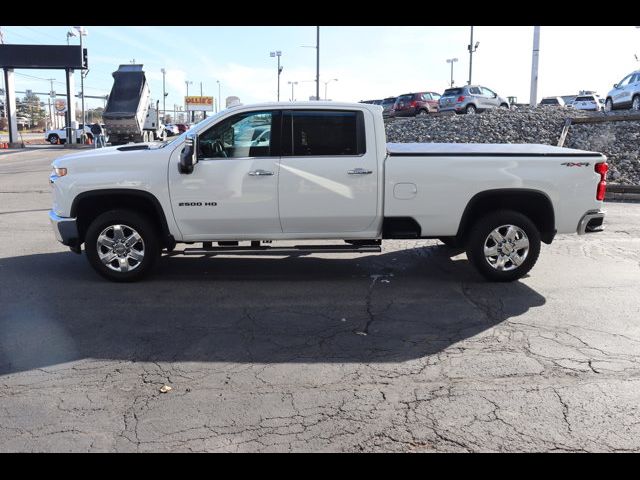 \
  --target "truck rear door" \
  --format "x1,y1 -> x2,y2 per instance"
277,109 -> 378,234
